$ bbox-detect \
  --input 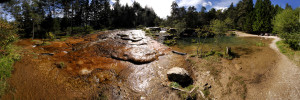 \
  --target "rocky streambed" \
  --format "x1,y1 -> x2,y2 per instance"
57,30 -> 193,99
